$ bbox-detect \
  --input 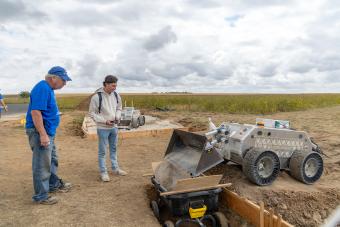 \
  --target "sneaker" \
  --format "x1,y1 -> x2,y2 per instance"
112,168 -> 127,176
37,196 -> 58,205
101,172 -> 110,182
51,179 -> 72,193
